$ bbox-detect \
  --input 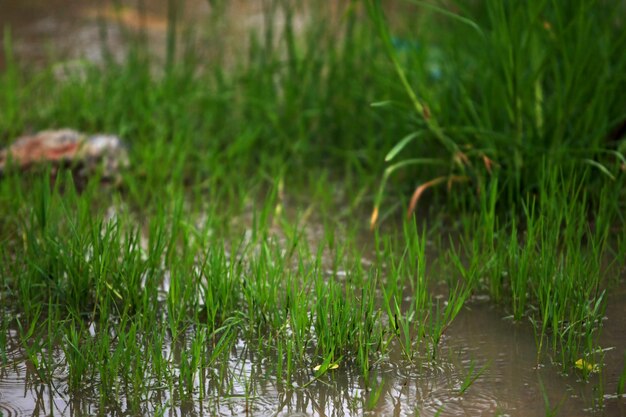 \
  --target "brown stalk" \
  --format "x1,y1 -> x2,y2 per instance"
407,175 -> 469,219
482,155 -> 494,174
369,207 -> 379,231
